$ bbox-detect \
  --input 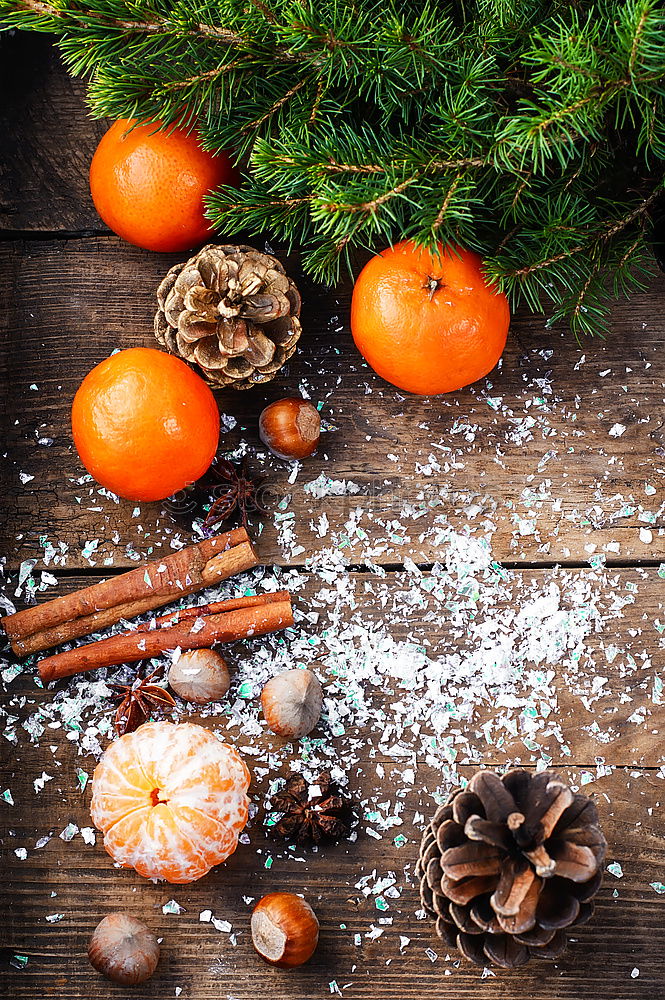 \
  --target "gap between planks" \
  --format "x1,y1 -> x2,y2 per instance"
0,230 -> 110,242
42,555 -> 665,579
